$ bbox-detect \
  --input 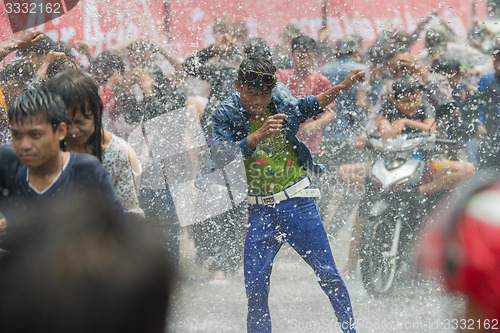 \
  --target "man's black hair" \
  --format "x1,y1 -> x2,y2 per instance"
0,60 -> 34,85
46,57 -> 82,81
47,69 -> 103,161
367,42 -> 392,65
392,76 -> 420,100
238,55 -> 277,89
8,88 -> 67,132
243,38 -> 272,60
16,35 -> 56,57
89,50 -> 125,85
53,41 -> 75,58
431,57 -> 461,74
291,35 -> 316,53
